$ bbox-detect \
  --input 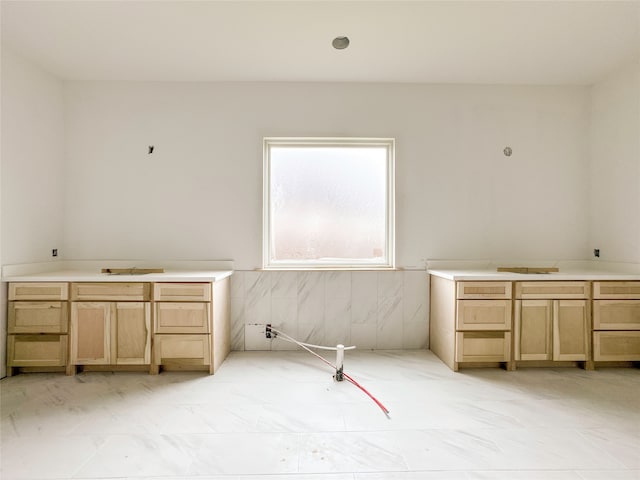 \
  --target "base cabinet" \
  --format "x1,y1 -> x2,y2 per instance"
6,277 -> 230,376
593,282 -> 640,363
515,299 -> 589,361
6,283 -> 70,375
154,334 -> 211,366
455,331 -> 511,363
70,301 -> 151,366
69,283 -> 152,372
430,277 -> 512,371
152,283 -> 214,374
7,334 -> 68,367
514,282 -> 590,367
